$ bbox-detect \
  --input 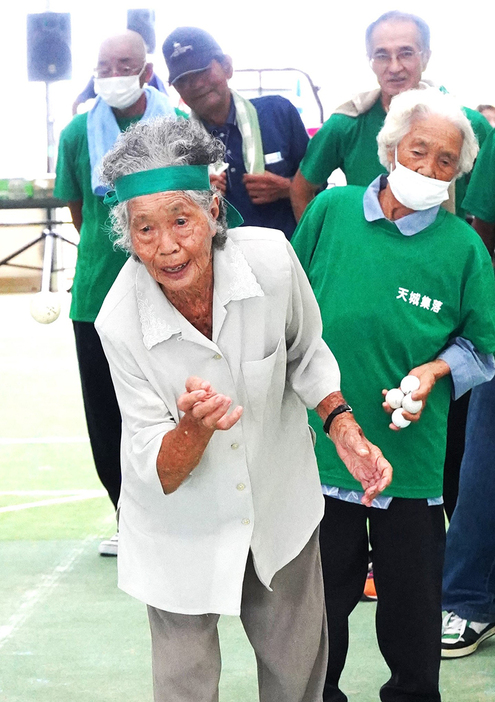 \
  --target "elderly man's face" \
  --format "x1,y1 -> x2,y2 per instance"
129,192 -> 219,298
173,58 -> 233,121
391,115 -> 463,182
96,33 -> 150,84
369,20 -> 429,105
